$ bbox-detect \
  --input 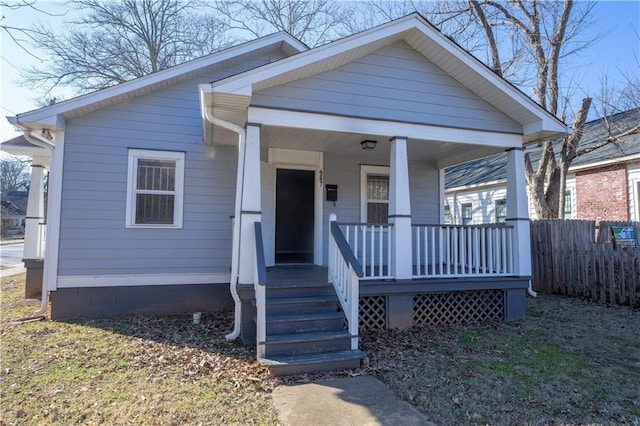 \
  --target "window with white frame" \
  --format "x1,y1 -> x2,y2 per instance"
637,182 -> 640,220
360,165 -> 389,223
495,199 -> 507,223
126,149 -> 185,228
461,203 -> 473,225
444,204 -> 452,224
563,190 -> 572,218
